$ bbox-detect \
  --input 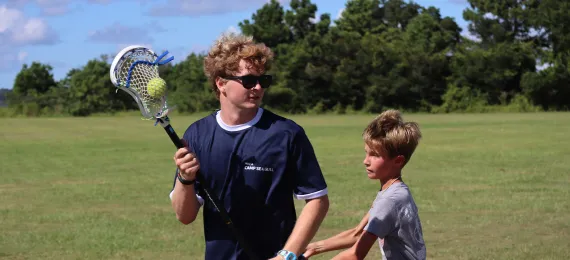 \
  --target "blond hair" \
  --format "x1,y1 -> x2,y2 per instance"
362,109 -> 422,166
203,32 -> 274,98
